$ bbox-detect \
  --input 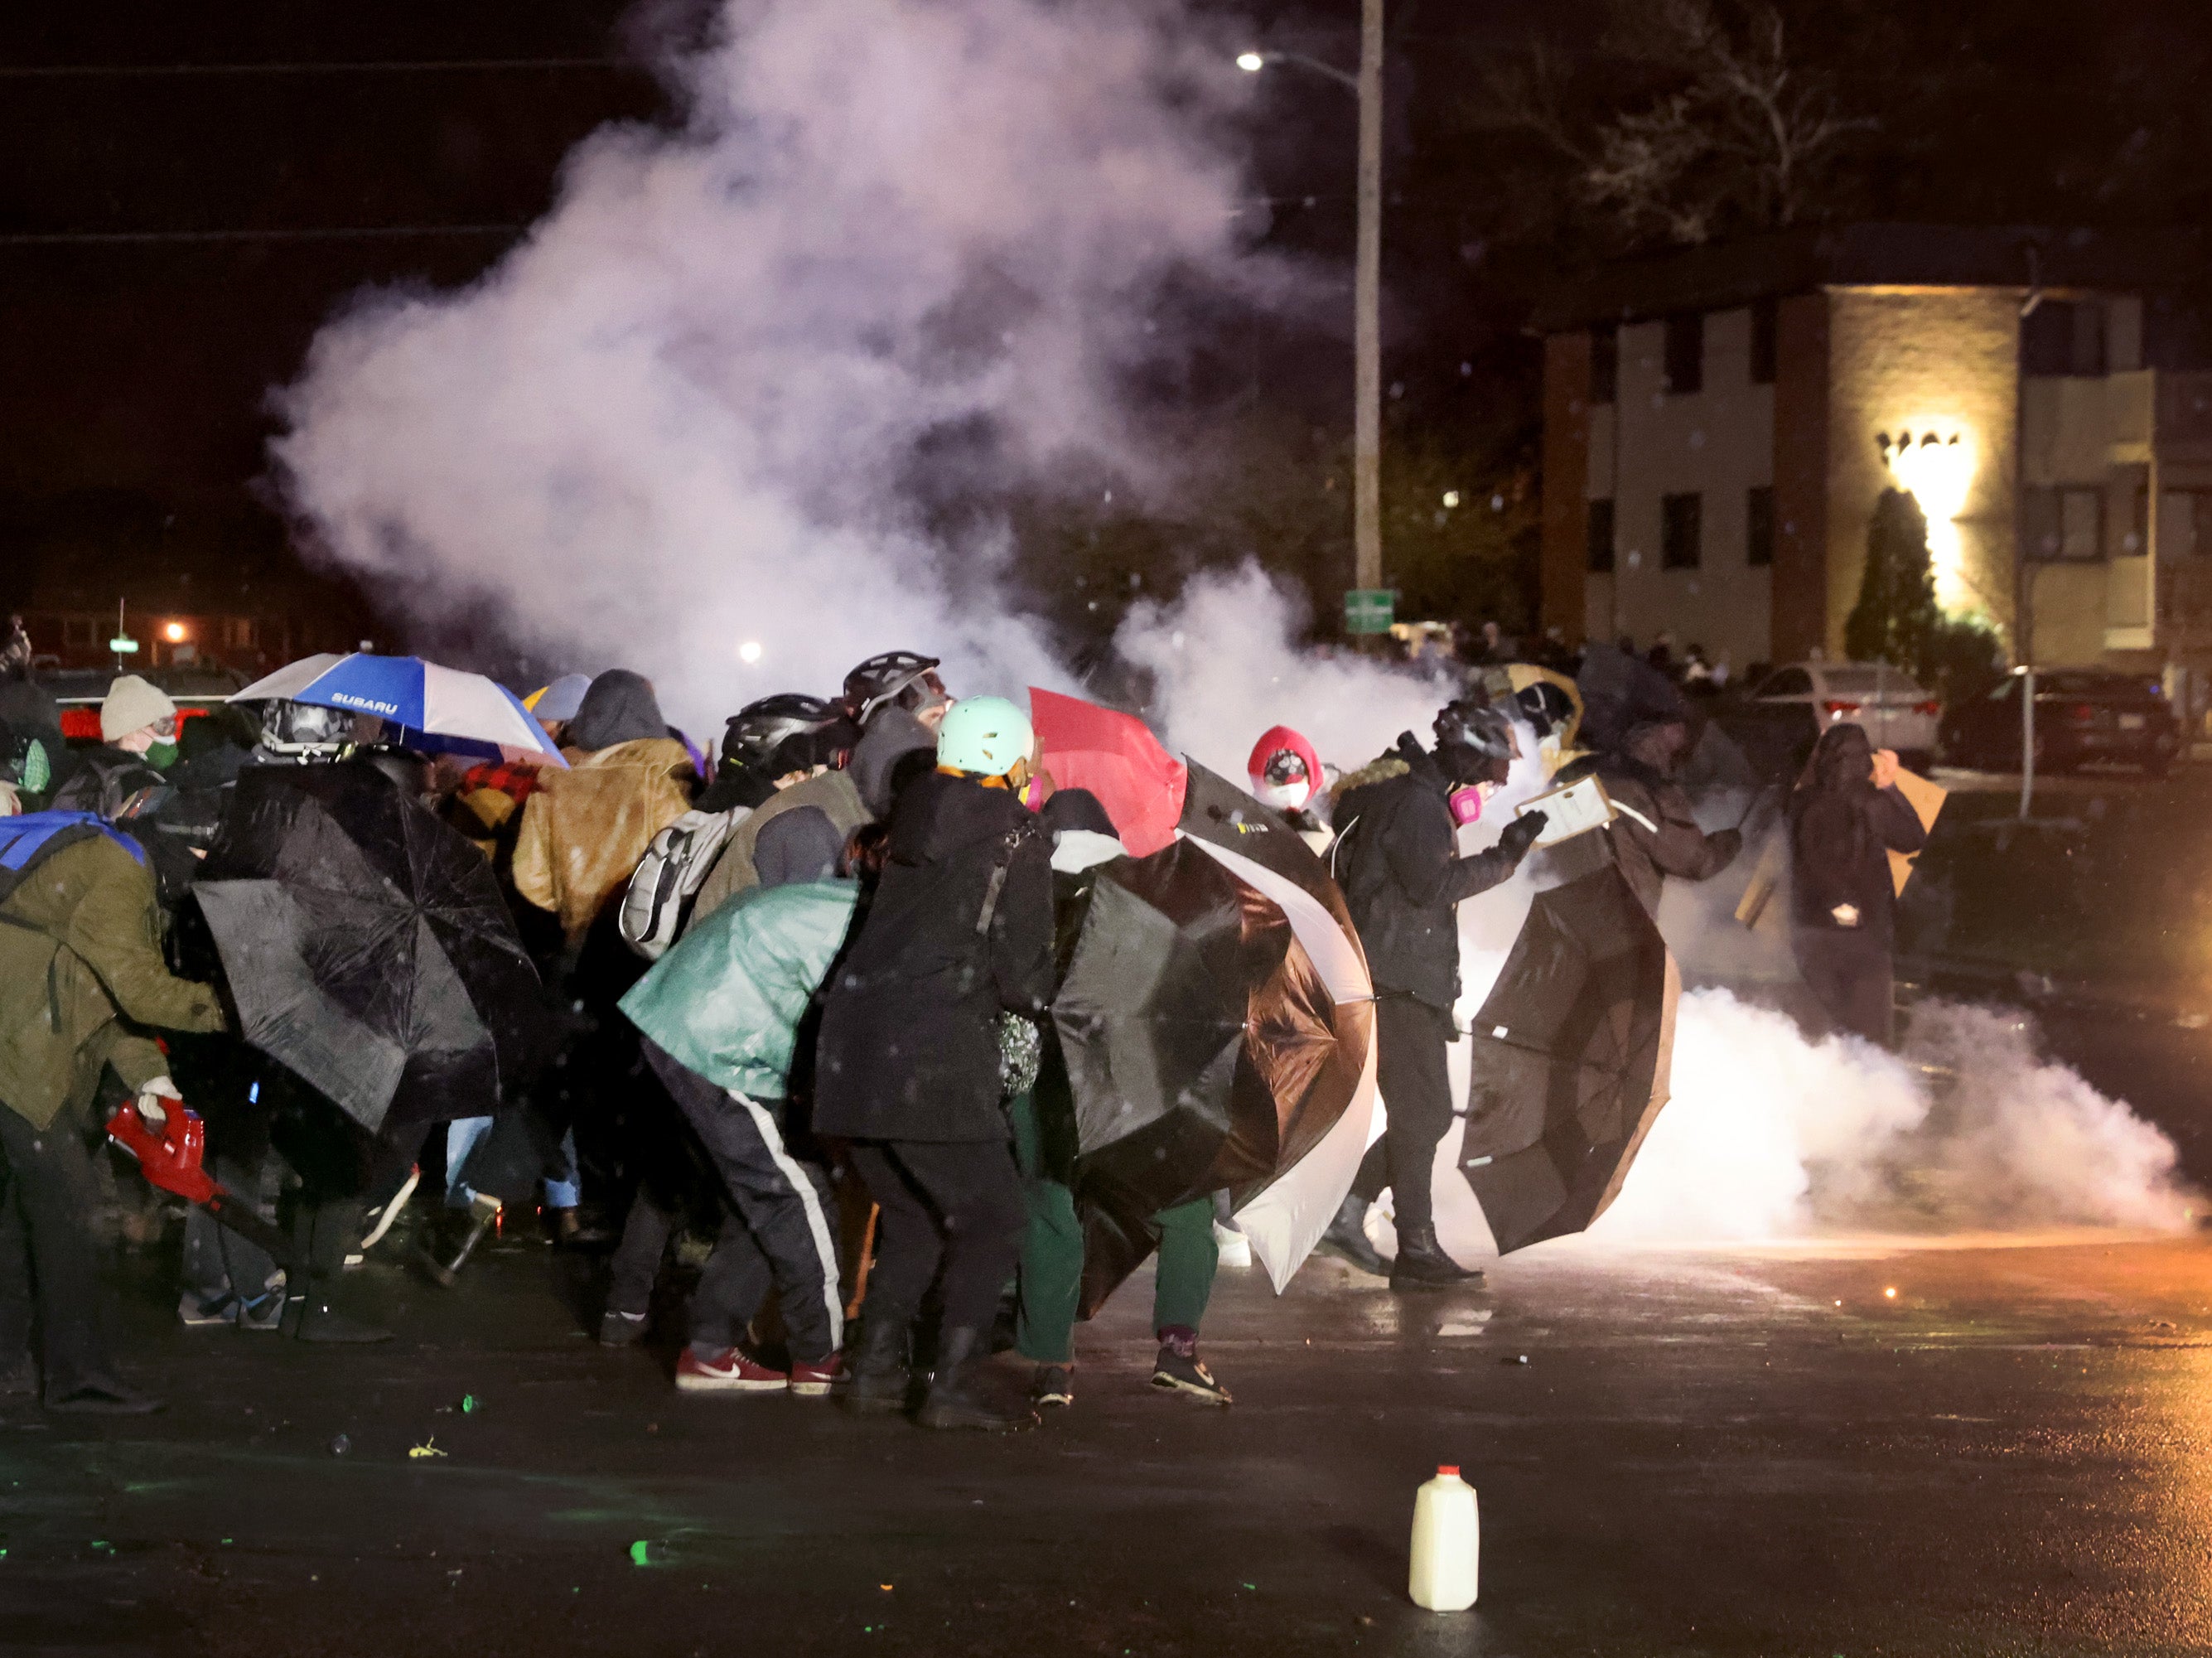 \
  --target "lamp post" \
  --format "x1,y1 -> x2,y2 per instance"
1240,0 -> 1385,609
